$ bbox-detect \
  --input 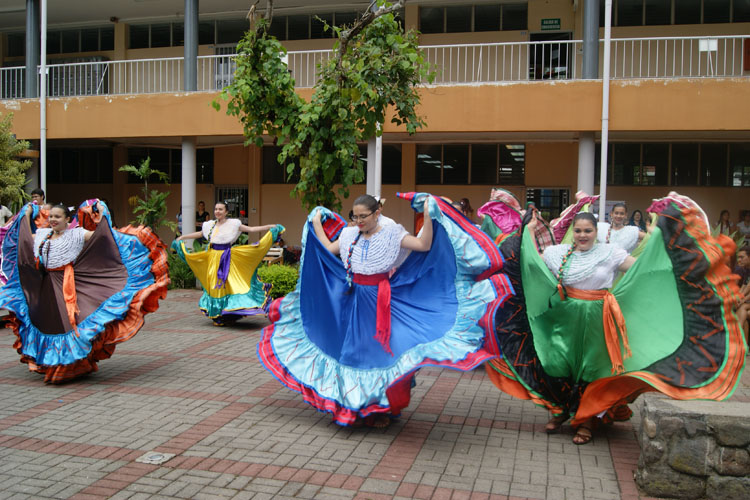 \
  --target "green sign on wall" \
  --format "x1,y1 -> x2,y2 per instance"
541,18 -> 561,30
